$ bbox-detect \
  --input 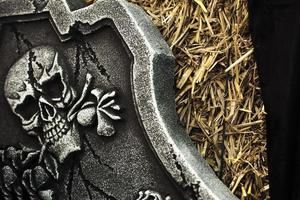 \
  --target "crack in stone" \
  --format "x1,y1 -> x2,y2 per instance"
83,134 -> 114,171
11,26 -> 21,55
70,25 -> 111,83
11,25 -> 33,55
84,41 -> 111,82
75,43 -> 82,84
190,183 -> 201,200
78,164 -> 117,200
74,40 -> 92,83
35,61 -> 44,70
78,164 -> 93,200
11,26 -> 41,93
28,50 -> 43,92
29,0 -> 49,13
88,182 -> 117,200
172,153 -> 198,200
67,160 -> 75,200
